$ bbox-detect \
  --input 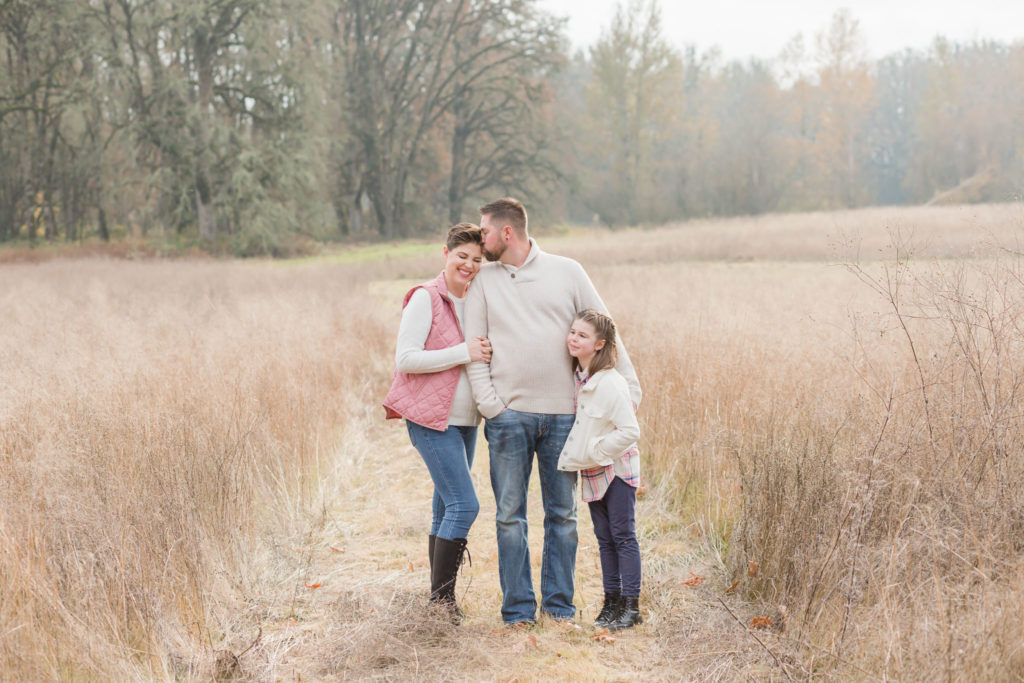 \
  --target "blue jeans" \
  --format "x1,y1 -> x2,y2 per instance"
406,421 -> 479,540
484,409 -> 577,623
